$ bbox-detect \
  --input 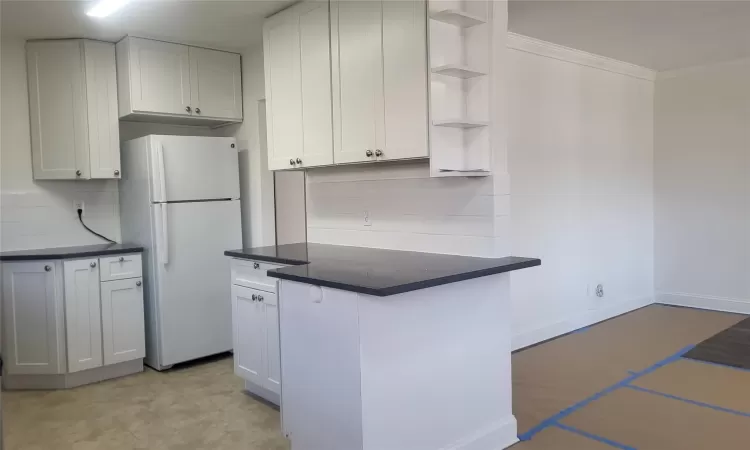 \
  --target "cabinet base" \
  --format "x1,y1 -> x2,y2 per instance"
2,359 -> 144,390
244,380 -> 280,406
